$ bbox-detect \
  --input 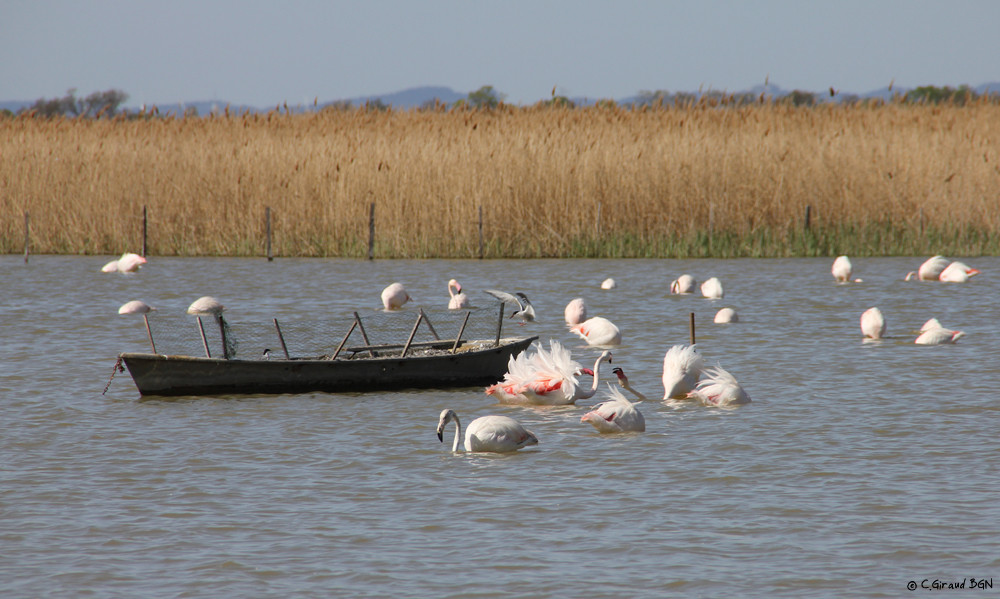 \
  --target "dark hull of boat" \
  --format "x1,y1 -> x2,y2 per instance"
119,336 -> 536,397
